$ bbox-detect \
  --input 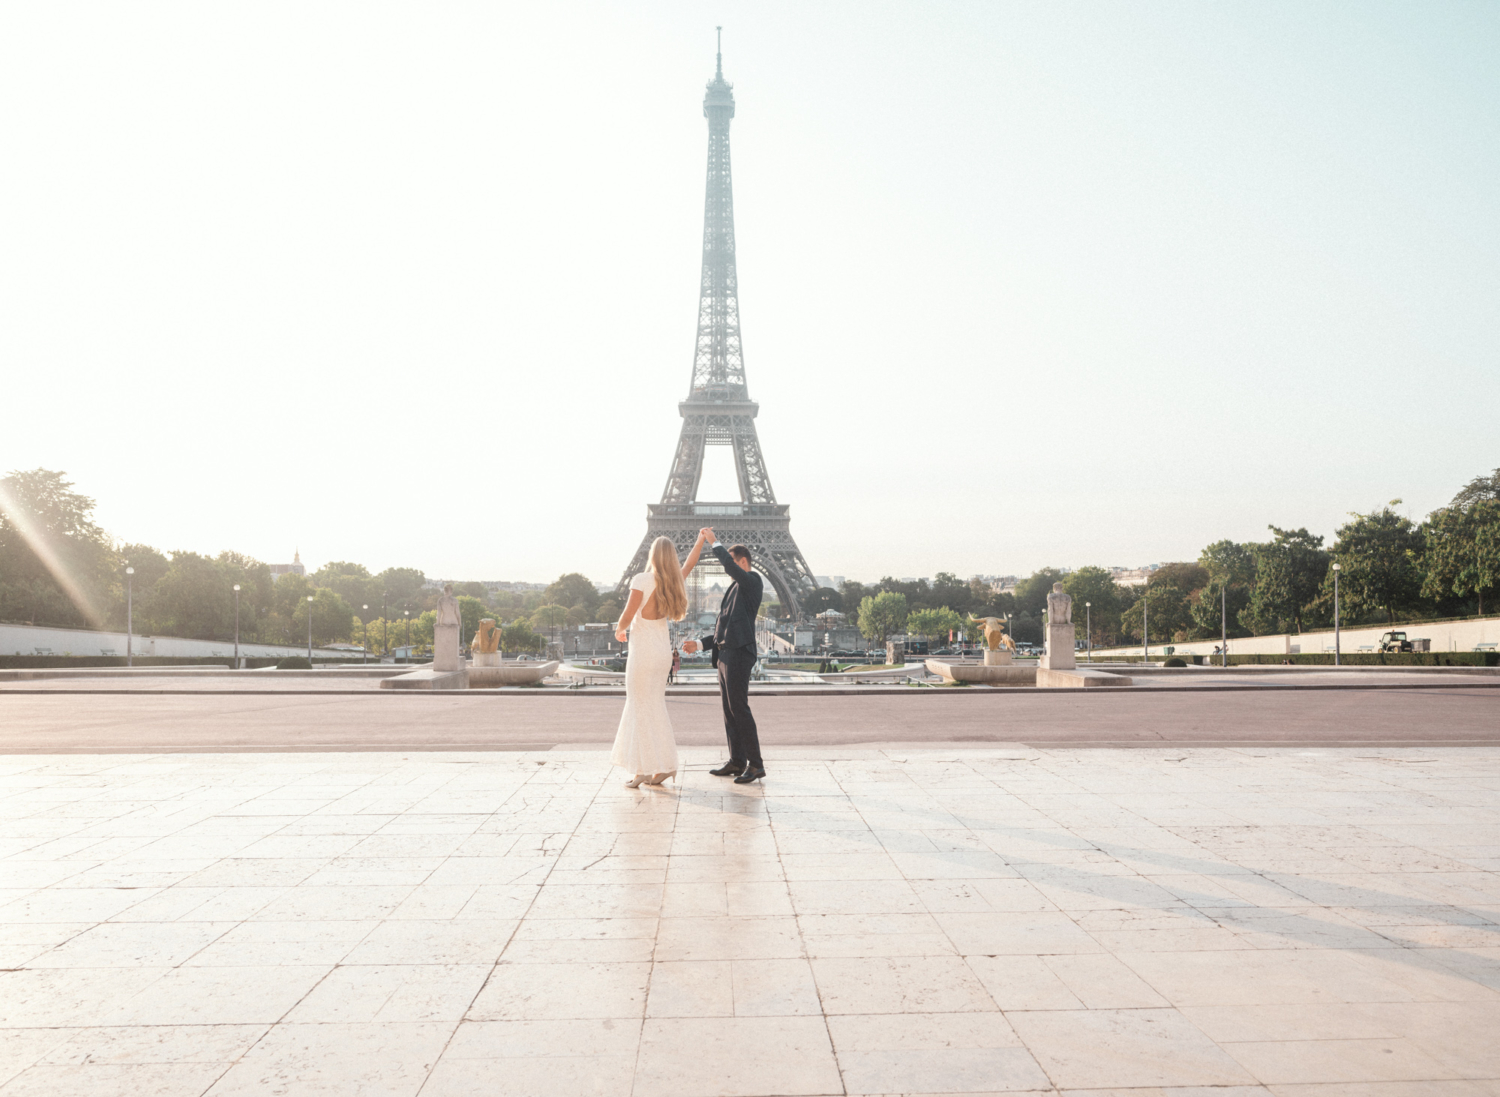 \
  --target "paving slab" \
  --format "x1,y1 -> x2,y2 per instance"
0,746 -> 1497,1094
